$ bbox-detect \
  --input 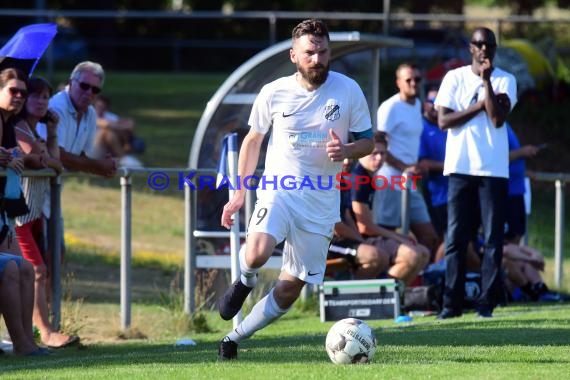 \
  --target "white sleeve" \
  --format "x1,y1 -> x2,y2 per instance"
435,71 -> 458,111
376,100 -> 392,133
248,84 -> 272,135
